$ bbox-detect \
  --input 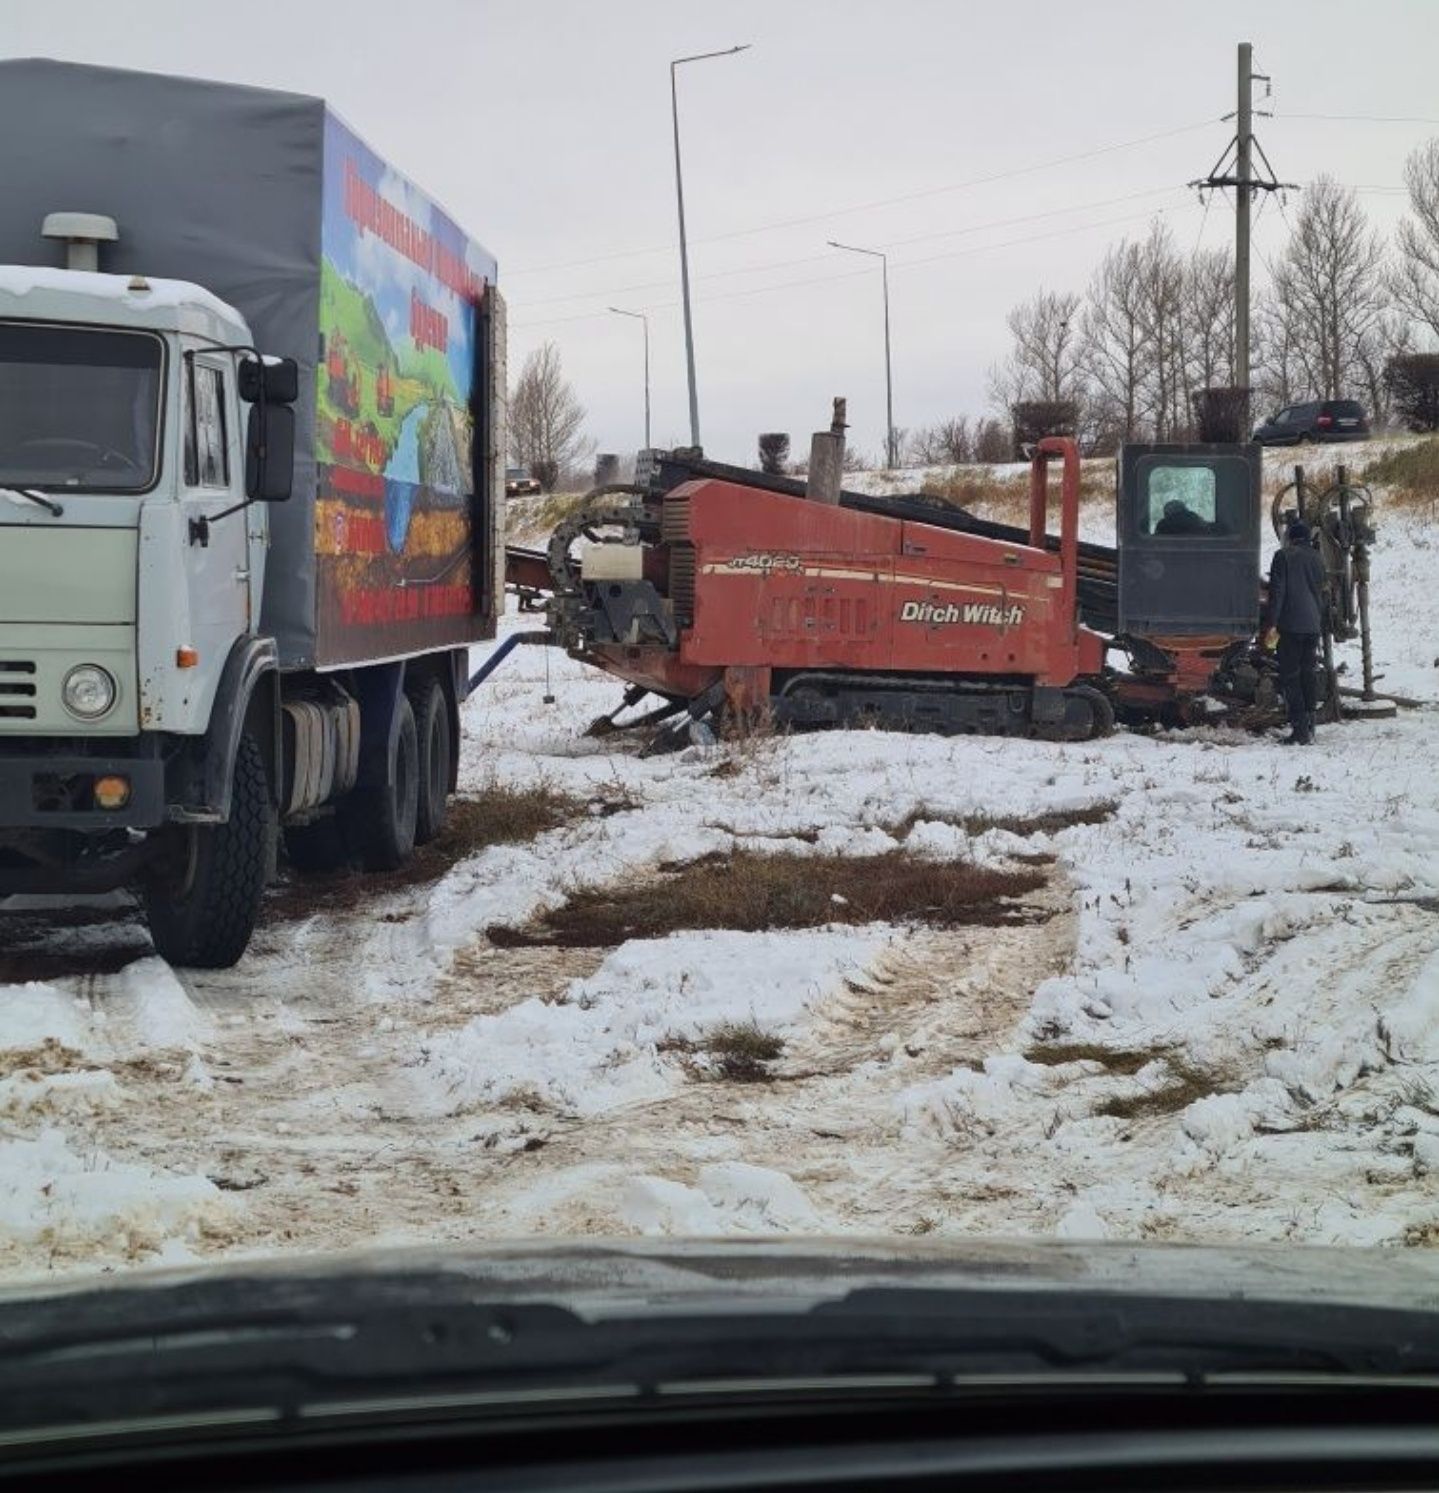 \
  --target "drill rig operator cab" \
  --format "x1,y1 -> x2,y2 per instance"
1117,442 -> 1263,641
